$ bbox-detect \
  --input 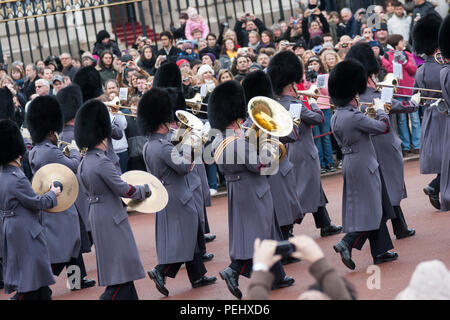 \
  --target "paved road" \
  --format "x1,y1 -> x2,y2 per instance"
2,158 -> 449,300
